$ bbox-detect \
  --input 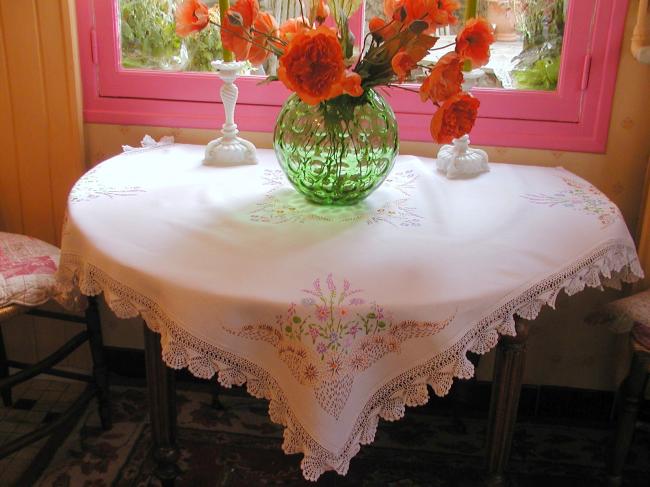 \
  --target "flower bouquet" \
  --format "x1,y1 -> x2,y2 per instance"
176,0 -> 495,204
